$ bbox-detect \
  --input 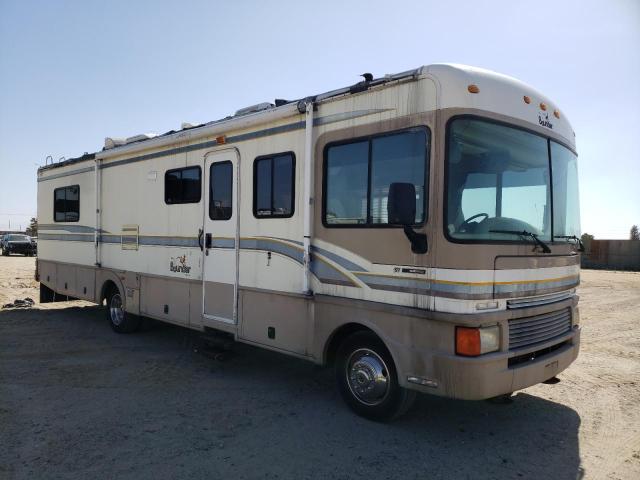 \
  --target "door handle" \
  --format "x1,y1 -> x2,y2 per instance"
205,233 -> 212,249
197,228 -> 204,251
